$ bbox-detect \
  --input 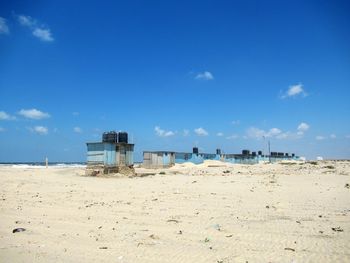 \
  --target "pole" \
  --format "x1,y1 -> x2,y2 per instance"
45,157 -> 48,168
268,140 -> 271,163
